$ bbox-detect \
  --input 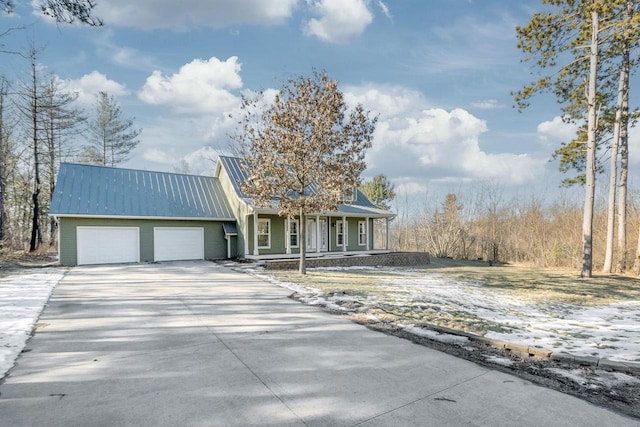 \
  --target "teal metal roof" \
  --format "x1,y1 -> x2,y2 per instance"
51,163 -> 235,220
218,156 -> 394,217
